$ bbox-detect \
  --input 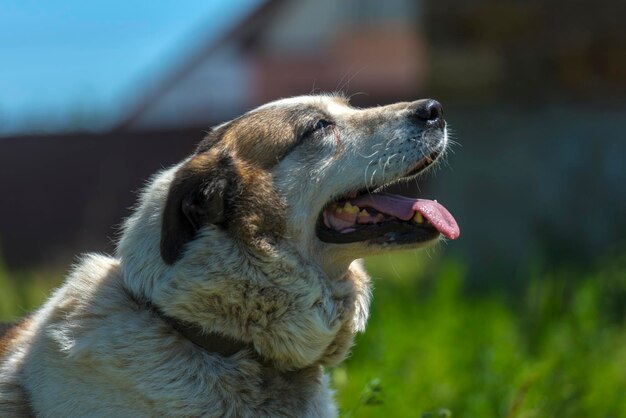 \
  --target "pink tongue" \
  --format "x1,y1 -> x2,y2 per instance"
352,193 -> 460,239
